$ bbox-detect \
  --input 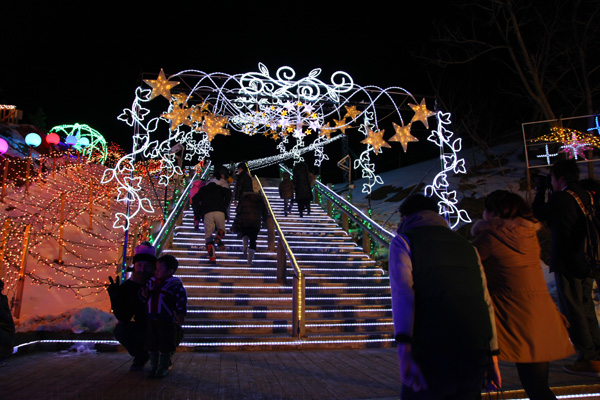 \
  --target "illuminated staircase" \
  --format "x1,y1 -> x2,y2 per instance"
163,184 -> 393,351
